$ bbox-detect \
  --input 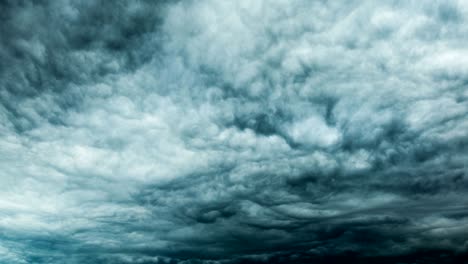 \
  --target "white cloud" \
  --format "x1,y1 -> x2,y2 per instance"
0,0 -> 467,263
